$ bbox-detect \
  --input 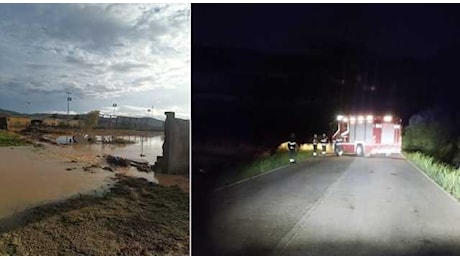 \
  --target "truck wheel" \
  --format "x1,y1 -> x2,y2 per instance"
356,144 -> 364,157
